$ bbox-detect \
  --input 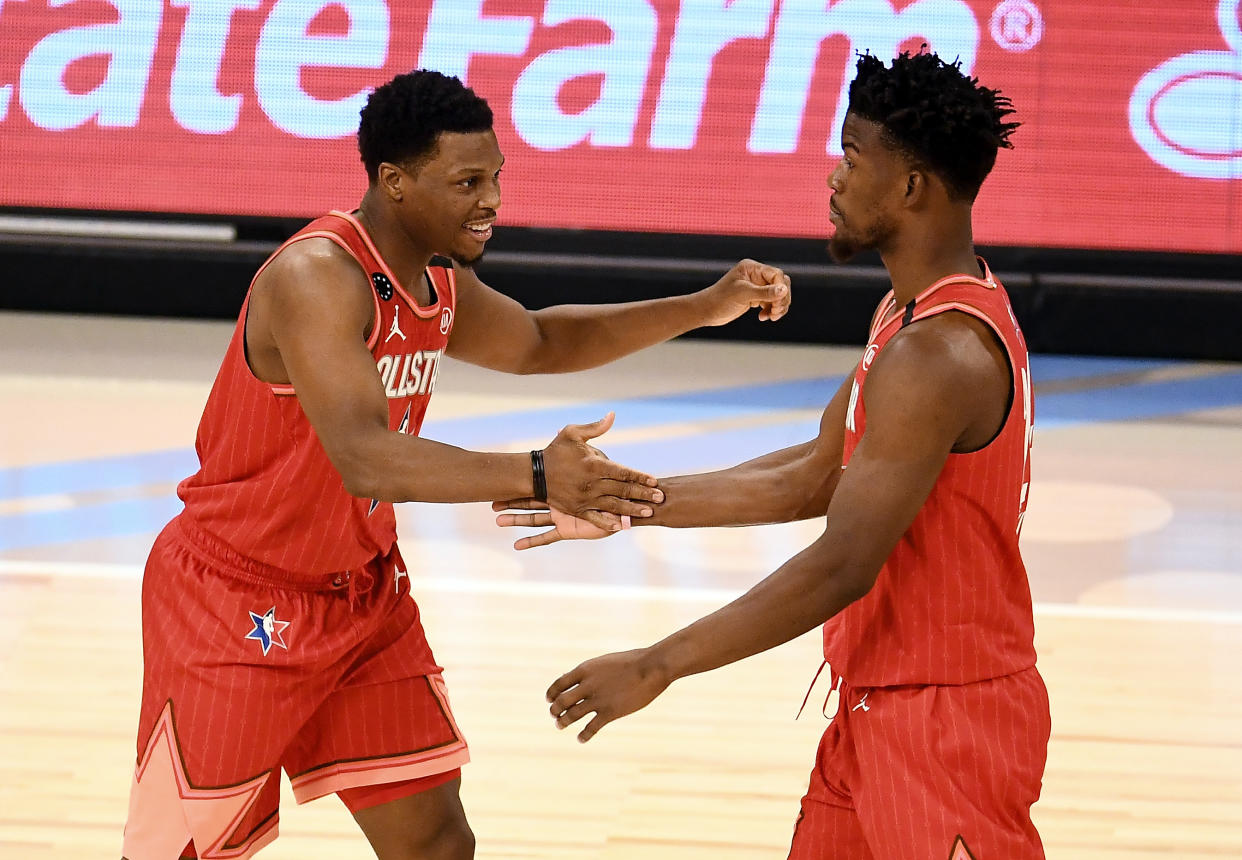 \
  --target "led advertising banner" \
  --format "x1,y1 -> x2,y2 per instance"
1,0 -> 1240,253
